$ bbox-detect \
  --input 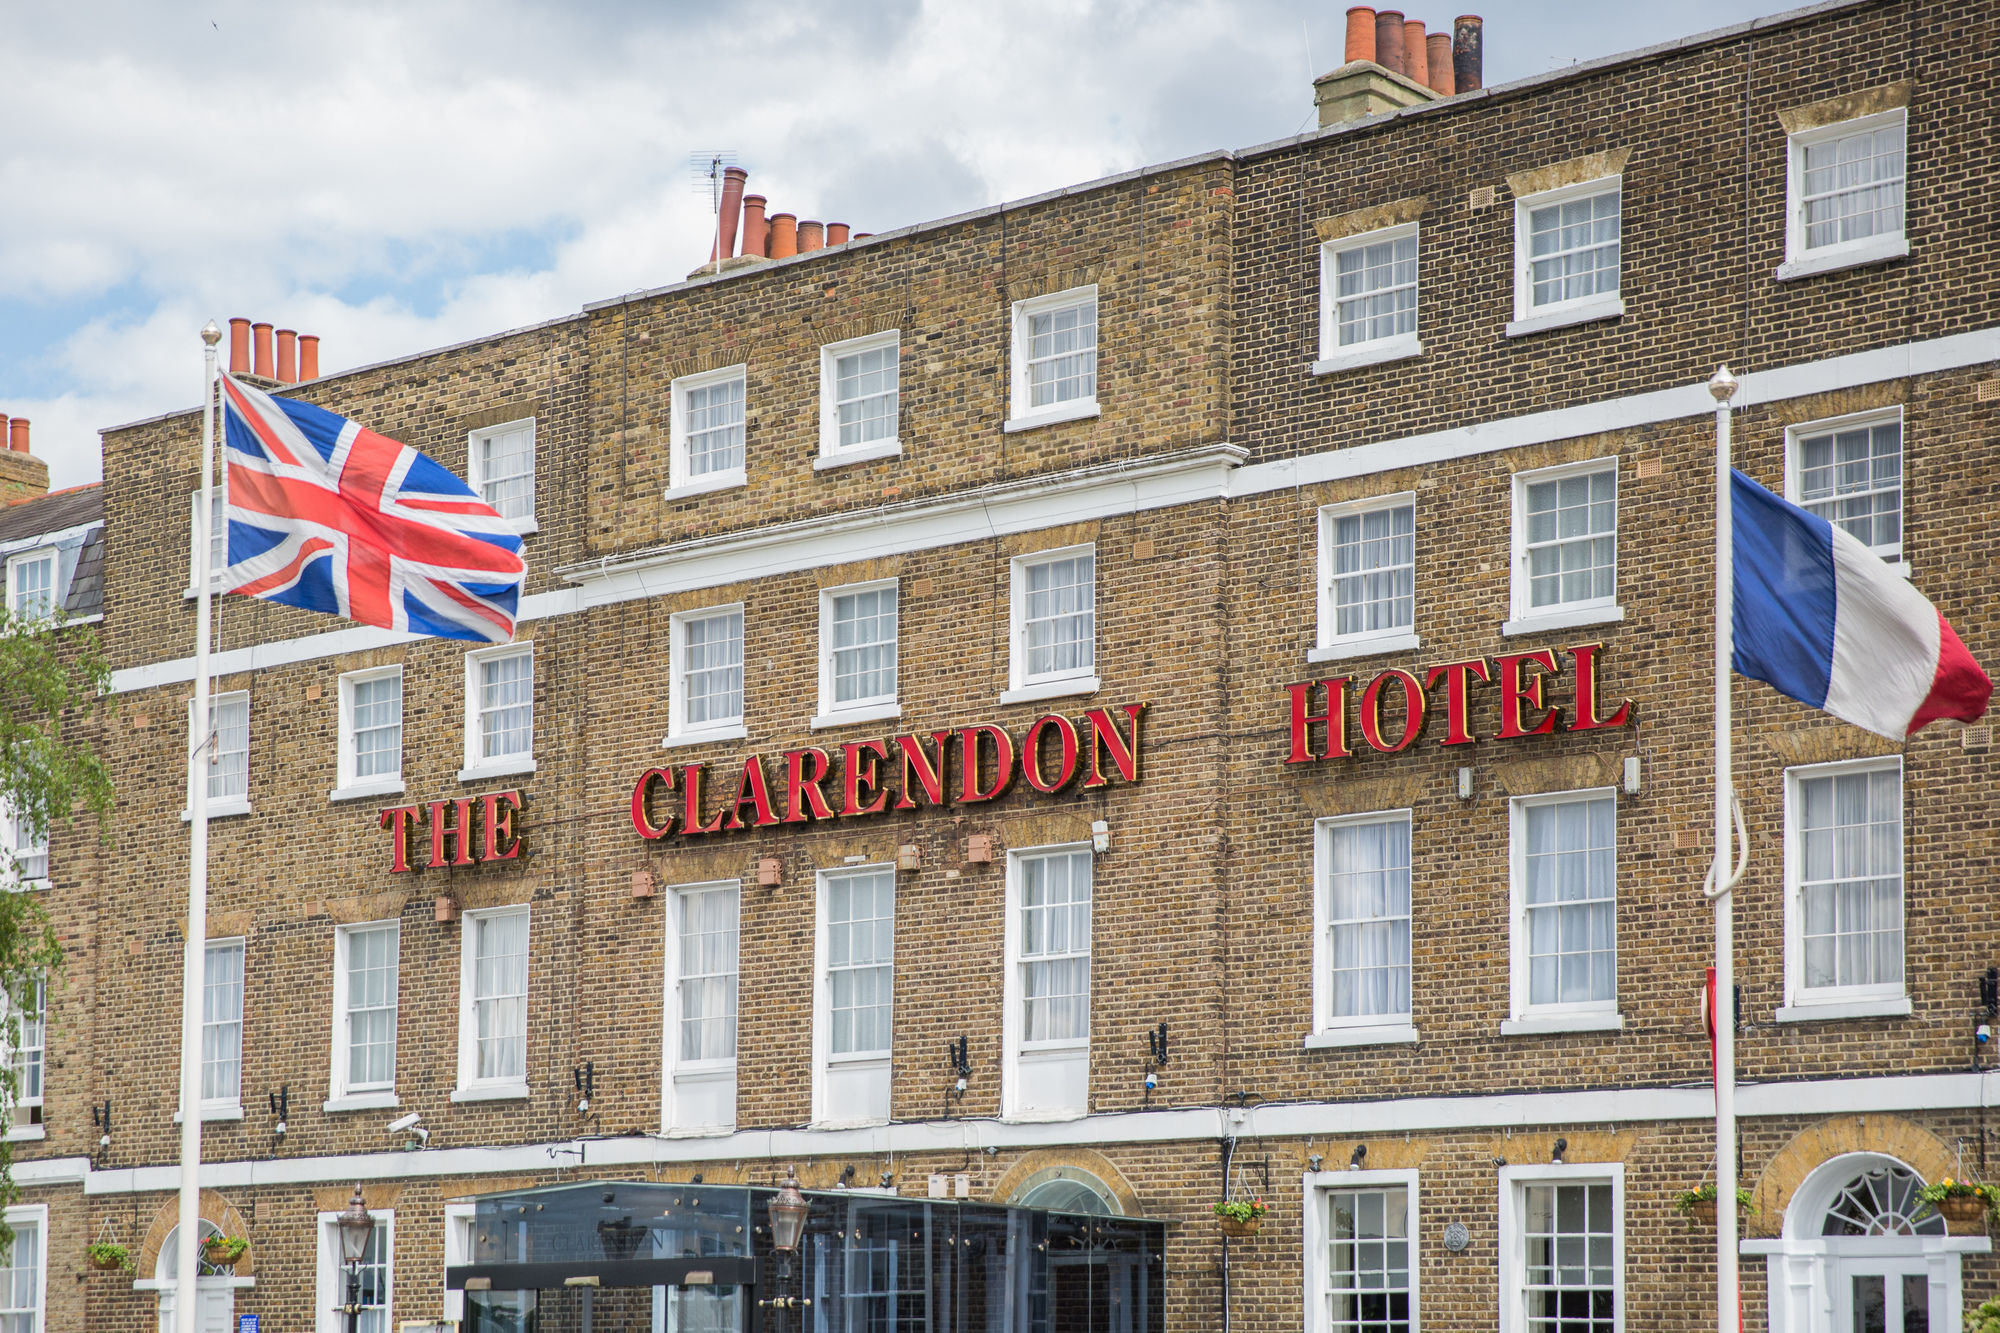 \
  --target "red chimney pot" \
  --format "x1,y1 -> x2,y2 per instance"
713,166 -> 748,262
1427,32 -> 1455,94
298,334 -> 320,381
768,213 -> 798,259
1453,14 -> 1484,93
741,195 -> 769,258
7,419 -> 27,455
1402,20 -> 1428,87
228,318 -> 251,375
252,323 -> 274,380
275,328 -> 298,384
1344,8 -> 1377,64
798,220 -> 824,253
827,223 -> 850,245
1374,10 -> 1406,76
